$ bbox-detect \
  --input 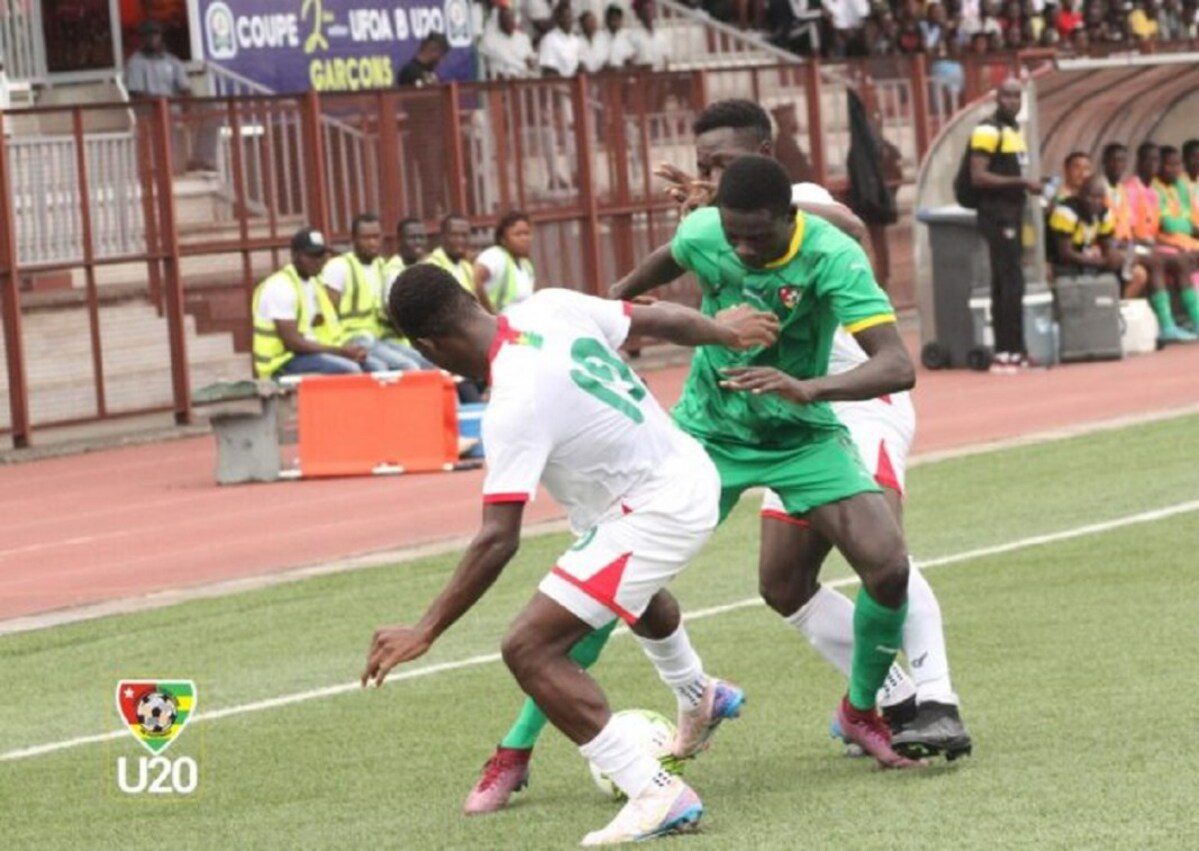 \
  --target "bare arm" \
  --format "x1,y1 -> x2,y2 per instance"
361,502 -> 524,686
609,244 -> 684,300
1054,233 -> 1104,269
274,318 -> 364,360
471,263 -> 496,313
721,322 -> 914,403
628,302 -> 779,350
